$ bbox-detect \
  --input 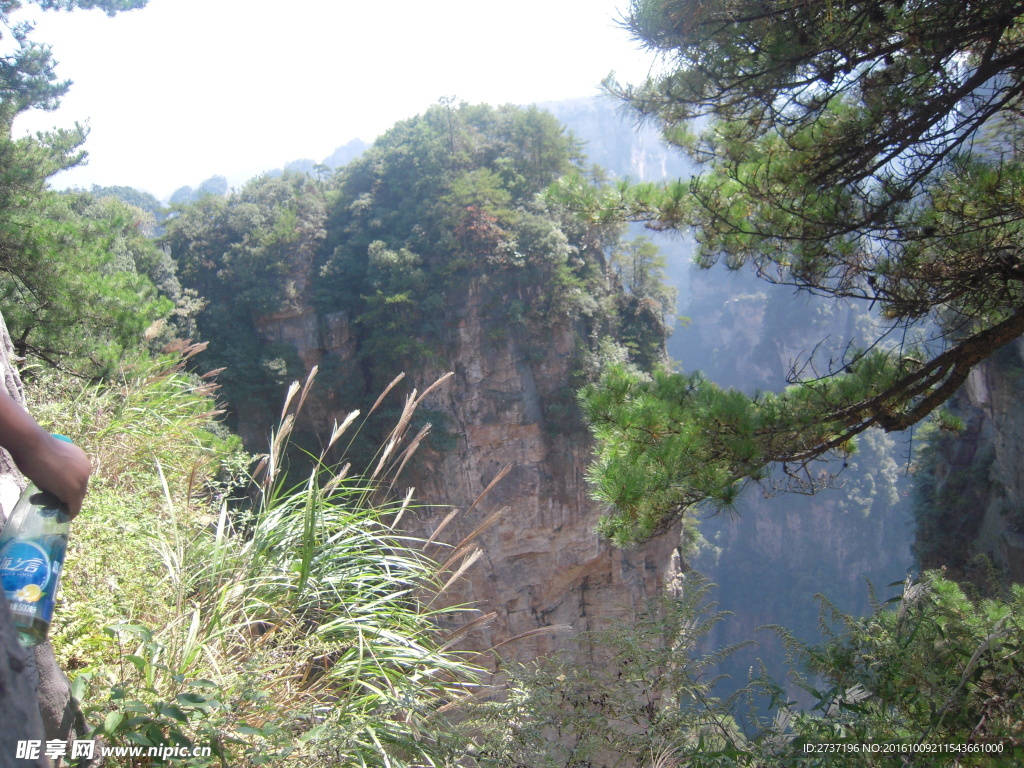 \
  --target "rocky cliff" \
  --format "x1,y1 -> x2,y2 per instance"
252,279 -> 682,664
540,97 -> 698,182
167,102 -> 687,667
914,338 -> 1024,587
406,278 -> 682,658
